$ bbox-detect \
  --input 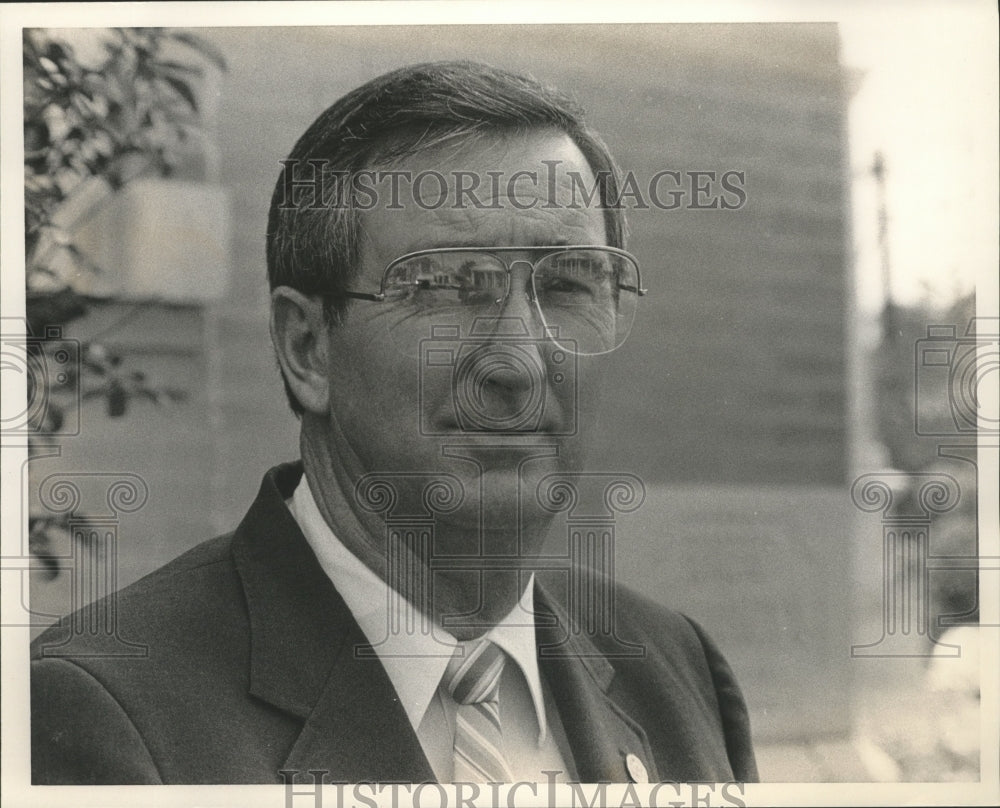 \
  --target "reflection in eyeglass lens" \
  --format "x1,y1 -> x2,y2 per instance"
383,249 -> 640,356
